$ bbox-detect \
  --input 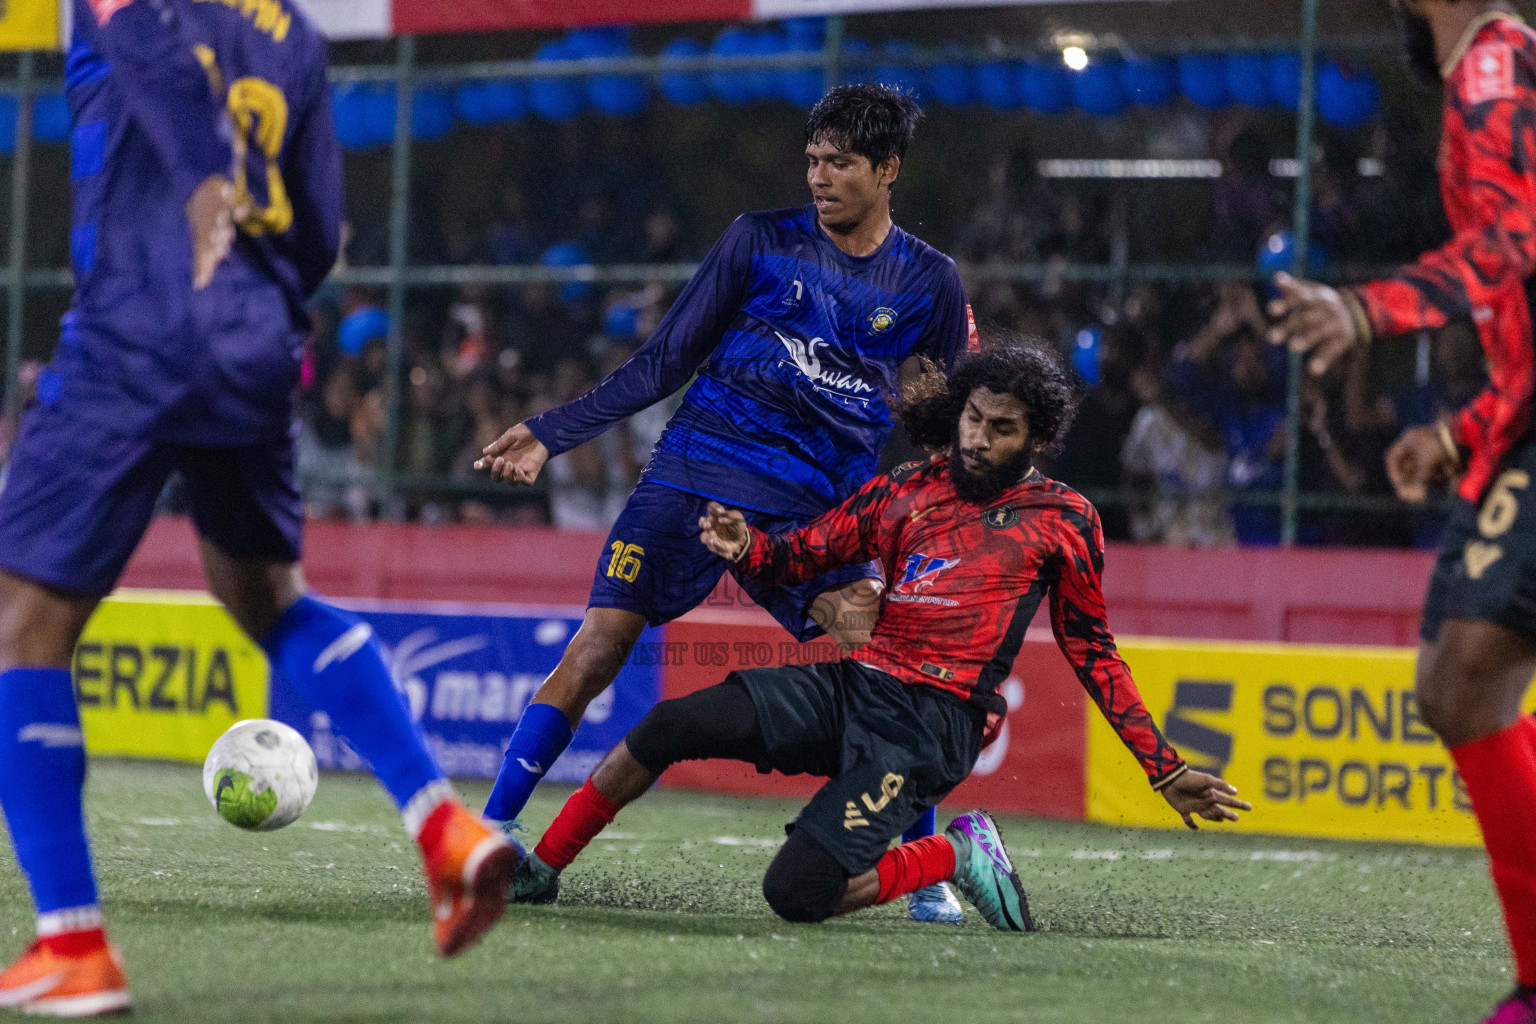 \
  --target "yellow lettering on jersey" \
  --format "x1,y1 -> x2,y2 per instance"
191,43 -> 224,95
193,0 -> 291,44
226,77 -> 293,235
859,772 -> 905,814
843,802 -> 870,829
